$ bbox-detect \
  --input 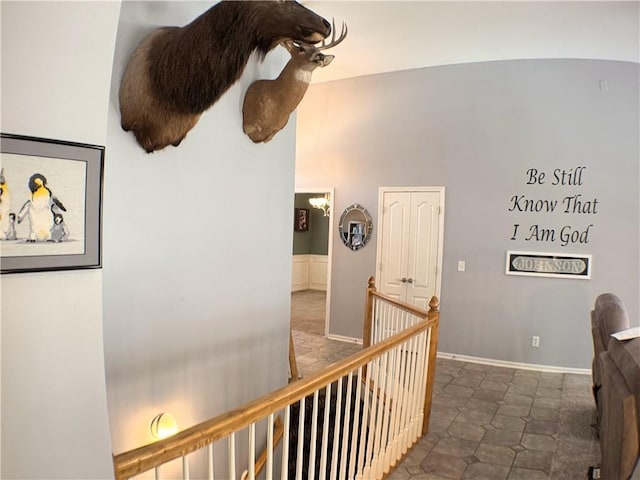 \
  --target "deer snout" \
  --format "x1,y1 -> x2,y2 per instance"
298,26 -> 328,43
